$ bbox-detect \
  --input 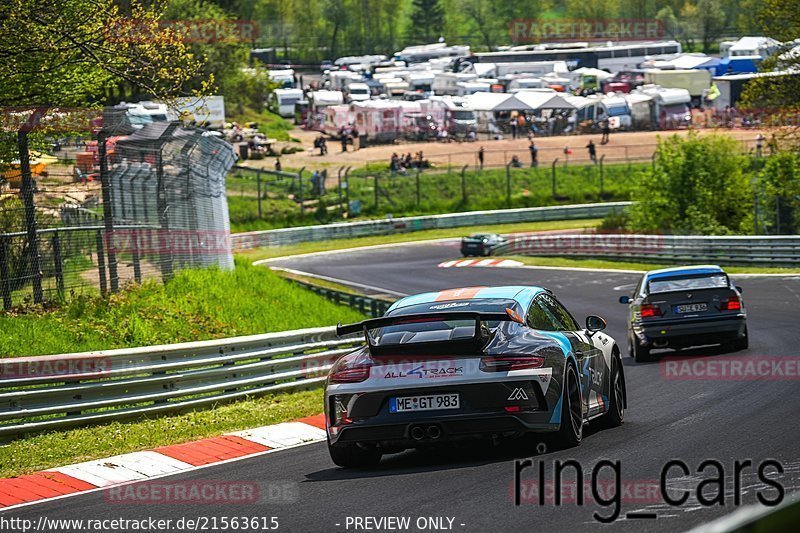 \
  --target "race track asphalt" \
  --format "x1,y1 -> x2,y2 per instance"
5,240 -> 800,532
